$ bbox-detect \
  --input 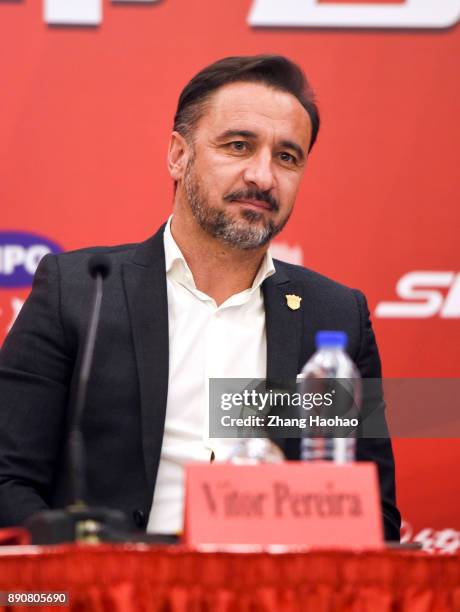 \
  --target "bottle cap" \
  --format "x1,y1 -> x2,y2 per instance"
315,330 -> 348,349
